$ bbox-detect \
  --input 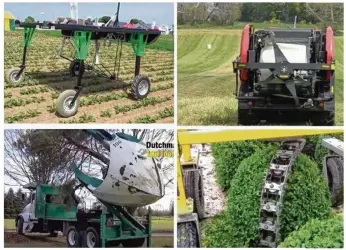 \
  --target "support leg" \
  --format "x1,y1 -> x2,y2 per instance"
135,56 -> 141,76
